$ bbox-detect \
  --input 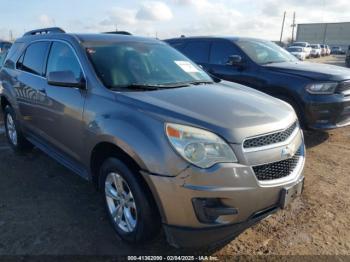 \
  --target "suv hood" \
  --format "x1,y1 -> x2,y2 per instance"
264,61 -> 350,81
119,81 -> 296,143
